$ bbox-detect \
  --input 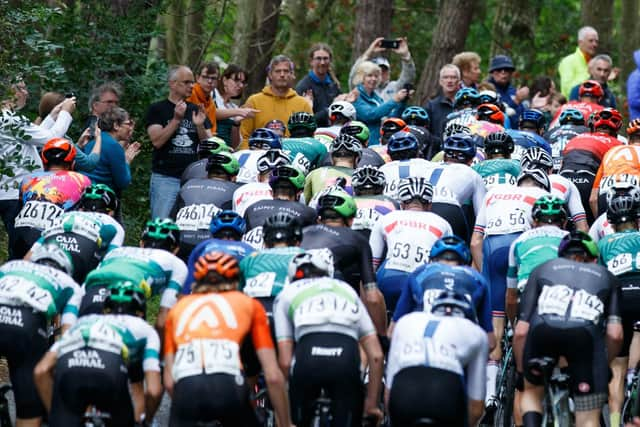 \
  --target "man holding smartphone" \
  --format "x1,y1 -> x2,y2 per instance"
349,36 -> 416,103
